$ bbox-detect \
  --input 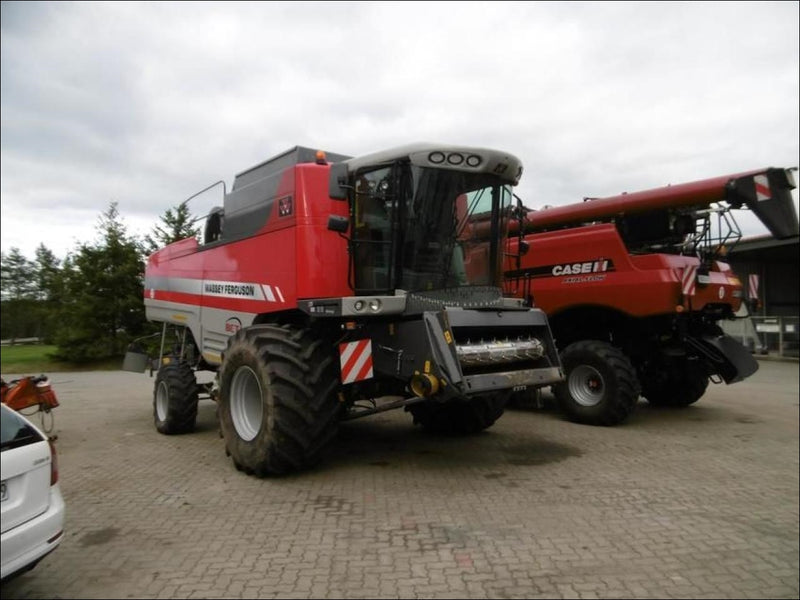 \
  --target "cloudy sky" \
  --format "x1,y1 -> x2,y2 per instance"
1,1 -> 798,260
